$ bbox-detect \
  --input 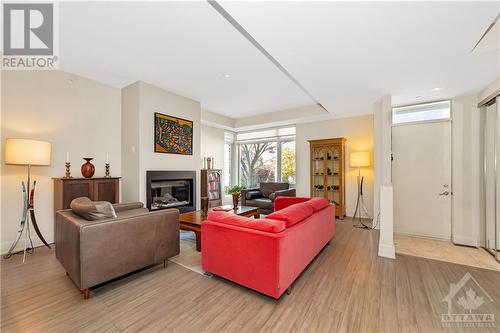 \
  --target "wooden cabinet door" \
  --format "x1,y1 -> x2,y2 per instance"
62,180 -> 93,209
93,179 -> 119,203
